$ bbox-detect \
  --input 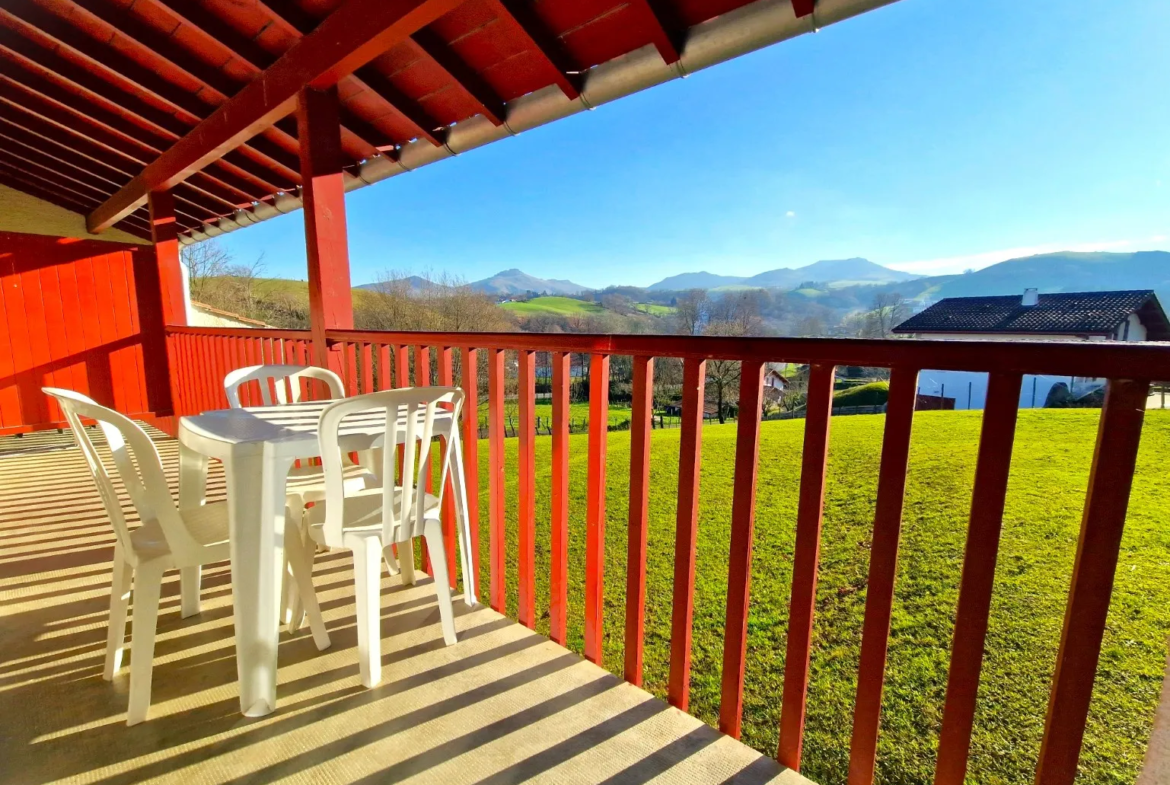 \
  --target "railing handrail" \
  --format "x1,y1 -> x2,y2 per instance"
166,325 -> 1170,379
